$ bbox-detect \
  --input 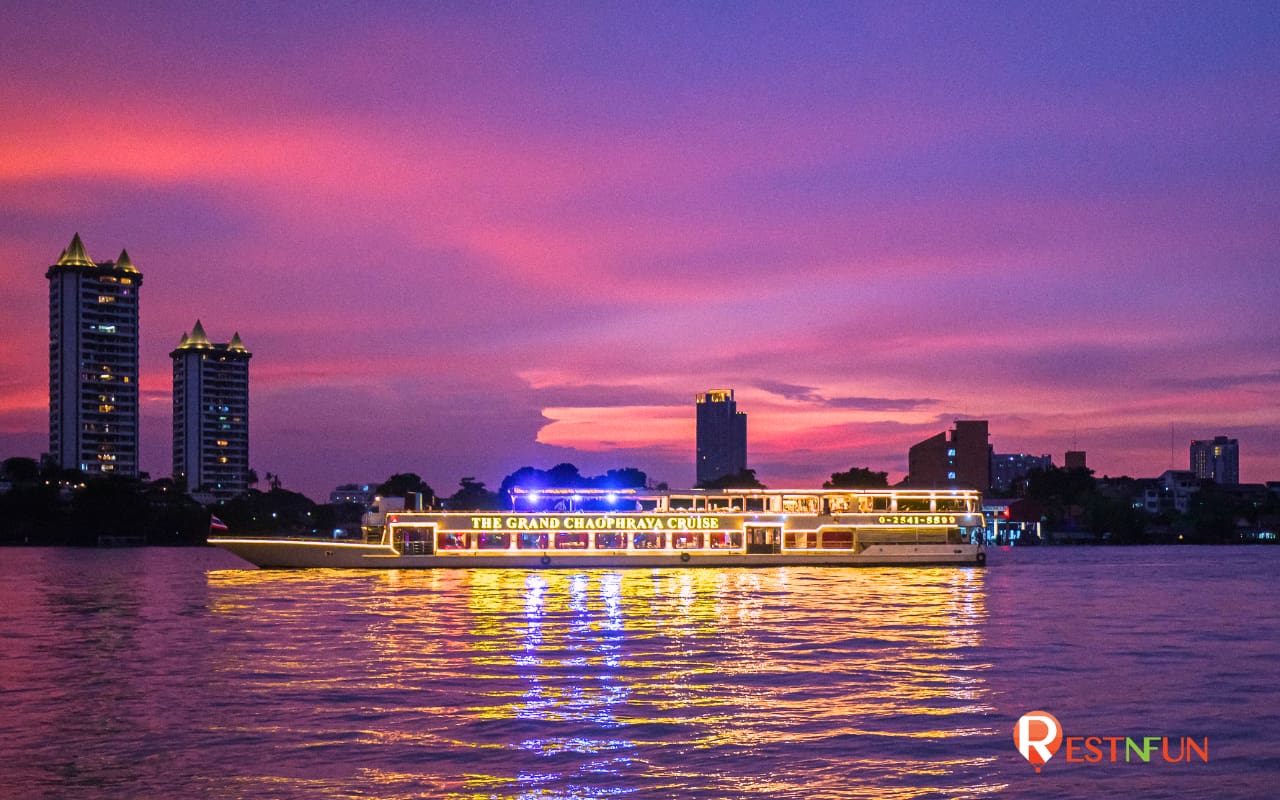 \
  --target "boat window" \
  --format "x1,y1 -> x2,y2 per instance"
708,496 -> 738,511
708,532 -> 743,549
393,525 -> 433,555
784,531 -> 820,549
437,532 -> 471,550
935,498 -> 968,512
782,496 -> 819,514
517,532 -> 549,550
859,528 -> 921,545
554,532 -> 589,550
672,532 -> 704,549
896,497 -> 931,512
819,529 -> 854,549
870,496 -> 891,511
477,533 -> 511,550
827,495 -> 853,513
595,532 -> 626,549
633,531 -> 665,549
392,524 -> 433,540
744,497 -> 767,512
668,497 -> 695,511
